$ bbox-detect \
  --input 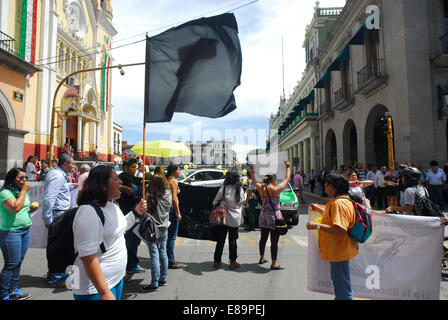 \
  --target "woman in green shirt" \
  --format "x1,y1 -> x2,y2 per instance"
0,168 -> 36,300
